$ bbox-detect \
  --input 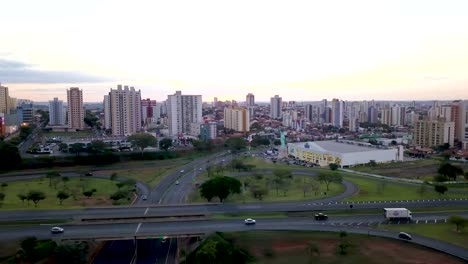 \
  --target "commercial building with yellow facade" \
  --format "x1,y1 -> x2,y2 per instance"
287,140 -> 403,168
